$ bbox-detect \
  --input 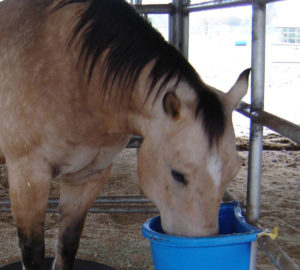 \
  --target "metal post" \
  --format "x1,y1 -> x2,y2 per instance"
247,1 -> 266,269
169,0 -> 189,58
182,0 -> 190,59
247,0 -> 266,224
169,0 -> 181,50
